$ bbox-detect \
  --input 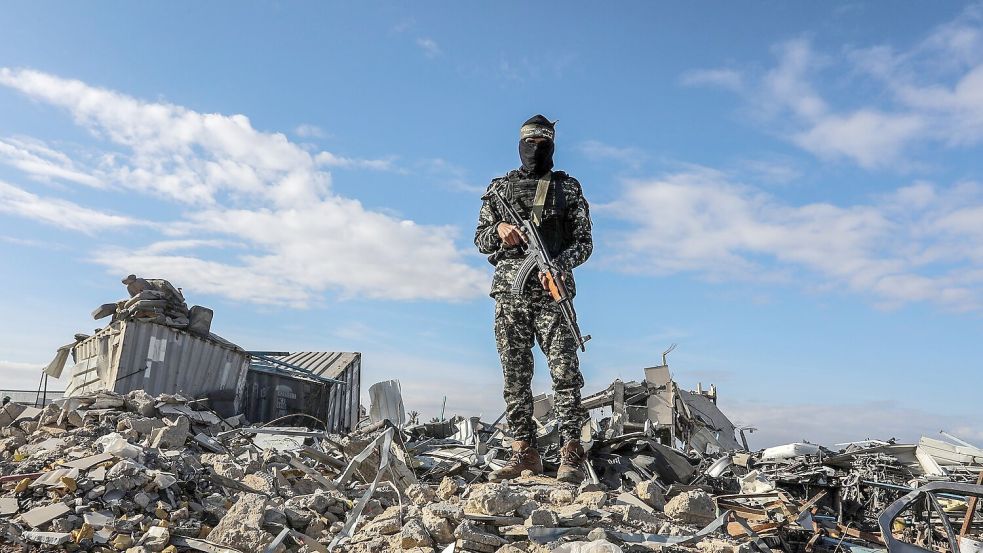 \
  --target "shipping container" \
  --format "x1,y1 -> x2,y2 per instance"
64,320 -> 250,417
